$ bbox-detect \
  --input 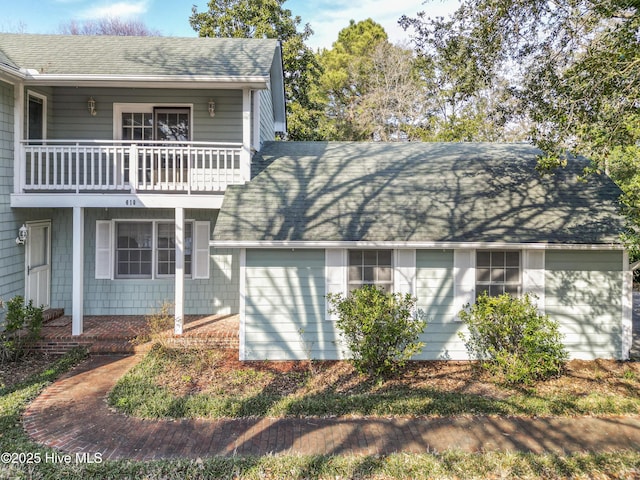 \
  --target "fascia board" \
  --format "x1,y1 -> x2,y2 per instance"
209,240 -> 625,250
